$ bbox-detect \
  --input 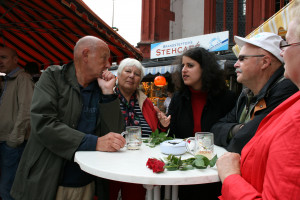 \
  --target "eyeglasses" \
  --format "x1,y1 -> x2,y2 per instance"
237,55 -> 265,62
279,41 -> 300,50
